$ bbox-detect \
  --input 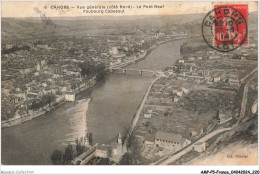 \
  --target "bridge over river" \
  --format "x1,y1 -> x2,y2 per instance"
109,68 -> 158,77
